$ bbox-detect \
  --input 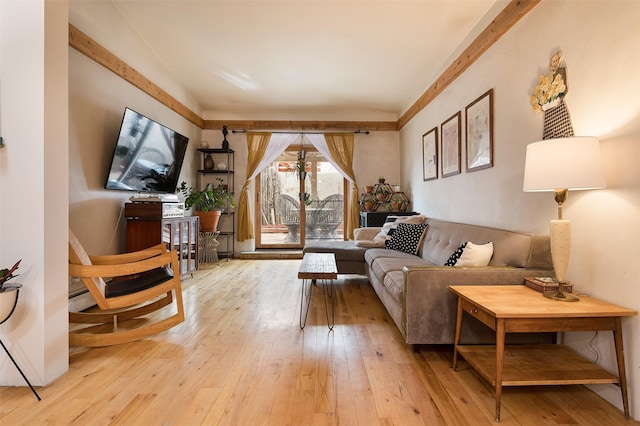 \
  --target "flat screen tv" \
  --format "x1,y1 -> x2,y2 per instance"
105,108 -> 189,194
